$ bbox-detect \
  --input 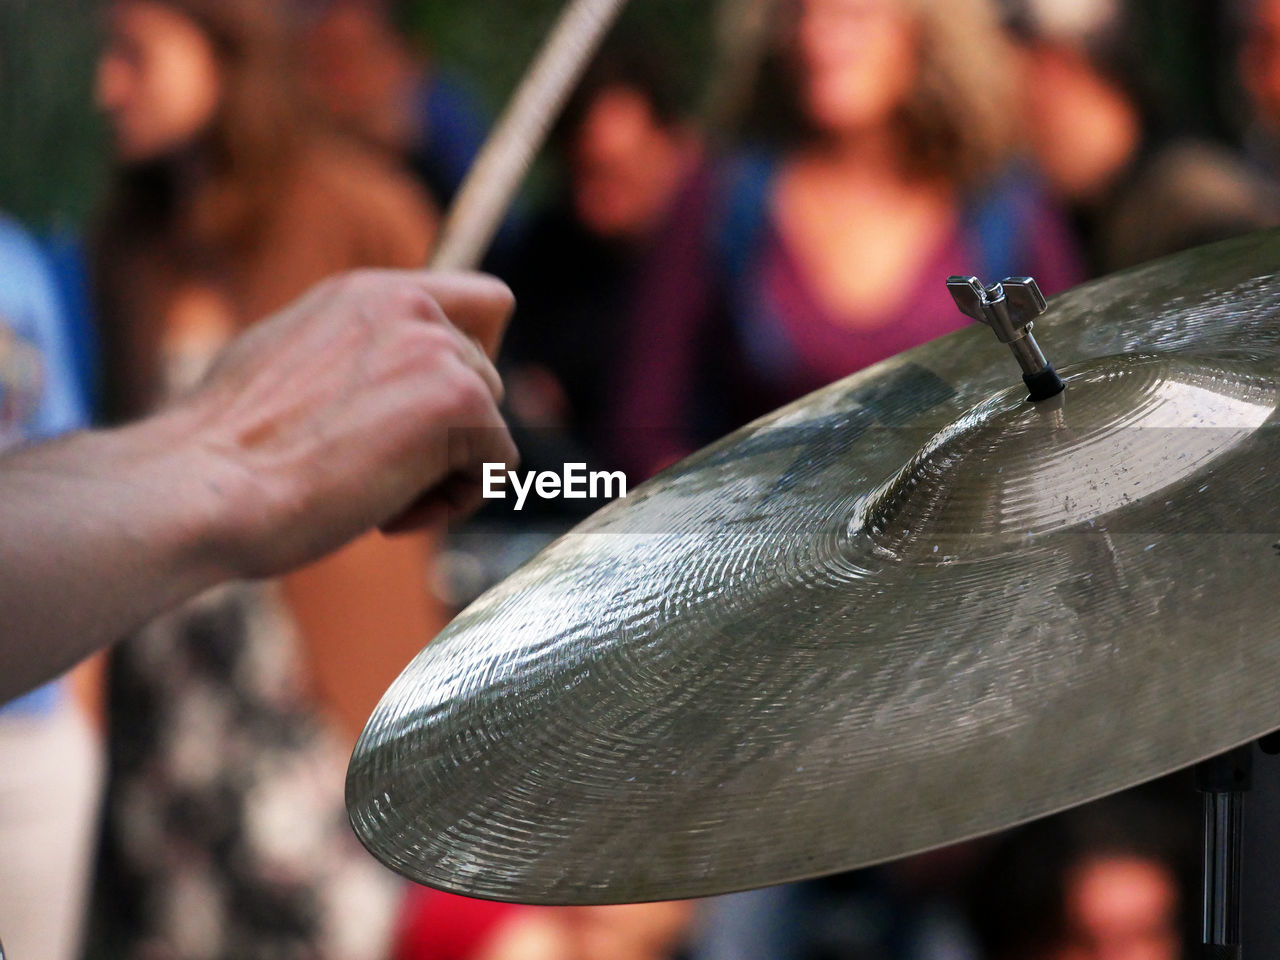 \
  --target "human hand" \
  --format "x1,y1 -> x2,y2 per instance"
168,269 -> 519,580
